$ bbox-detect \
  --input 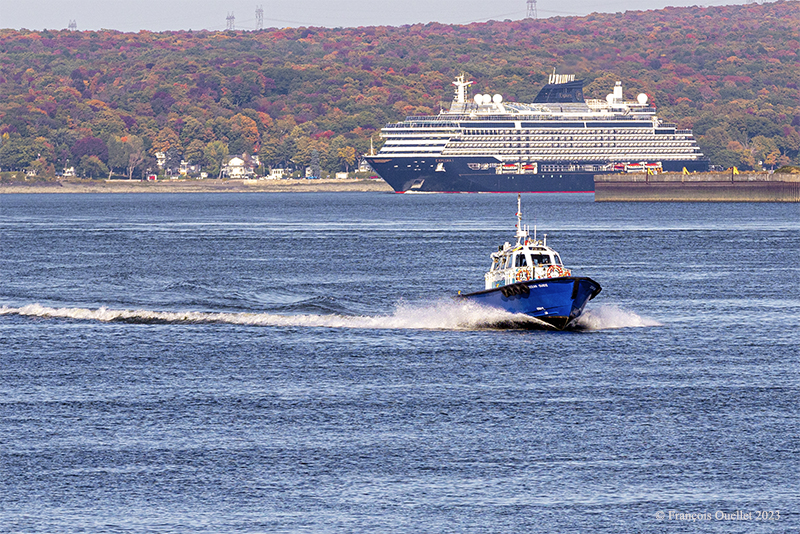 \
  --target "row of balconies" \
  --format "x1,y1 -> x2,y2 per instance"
442,148 -> 701,156
447,142 -> 696,150
461,129 -> 655,137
